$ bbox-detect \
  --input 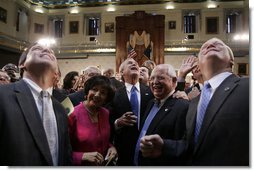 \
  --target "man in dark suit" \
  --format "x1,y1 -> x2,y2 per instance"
109,58 -> 154,166
0,43 -> 72,166
68,66 -> 101,106
134,64 -> 189,166
103,67 -> 124,90
139,38 -> 249,166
